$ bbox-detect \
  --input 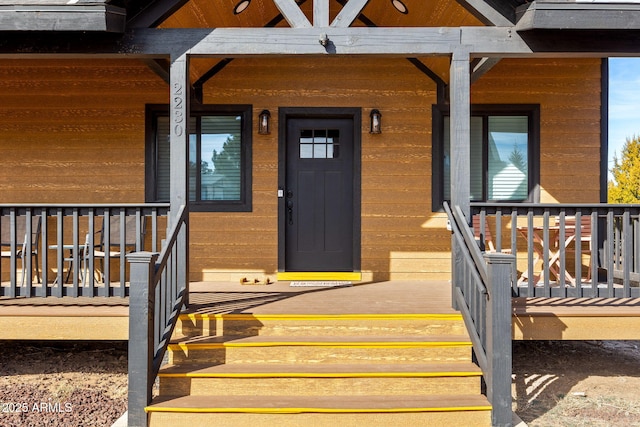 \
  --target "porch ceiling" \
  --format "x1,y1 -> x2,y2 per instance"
156,0 -> 484,30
